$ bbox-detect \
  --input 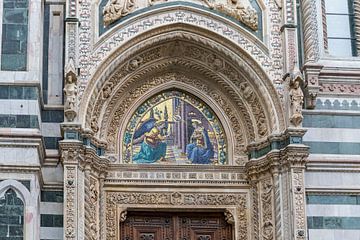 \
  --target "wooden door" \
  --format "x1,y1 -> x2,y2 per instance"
119,211 -> 233,240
